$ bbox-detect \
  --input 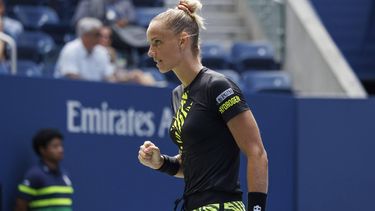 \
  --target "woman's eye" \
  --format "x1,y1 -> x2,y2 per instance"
153,40 -> 161,46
